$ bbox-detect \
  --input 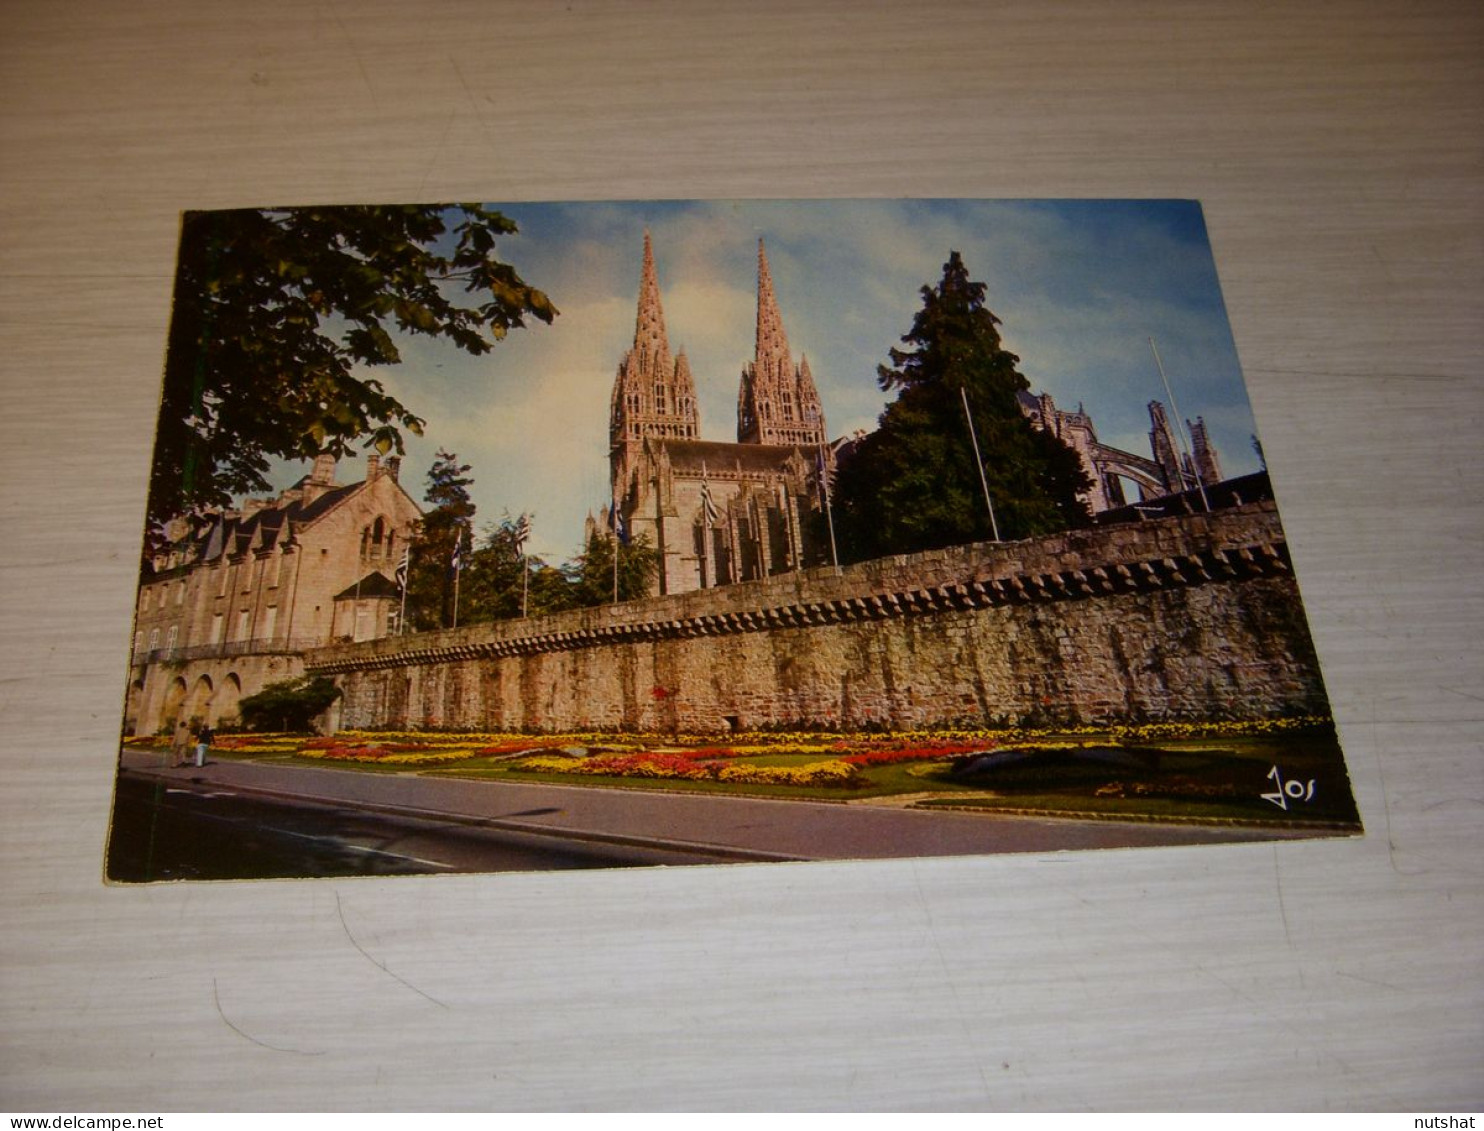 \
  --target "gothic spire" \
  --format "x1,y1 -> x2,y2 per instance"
611,232 -> 700,467
633,229 -> 671,372
754,238 -> 790,377
738,238 -> 827,447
